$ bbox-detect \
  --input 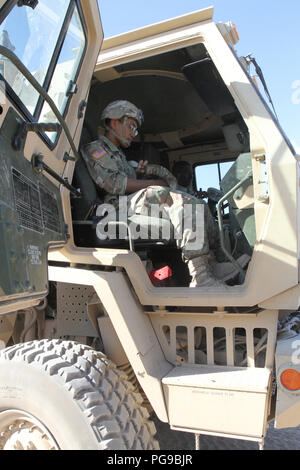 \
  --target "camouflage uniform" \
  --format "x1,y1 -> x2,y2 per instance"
81,136 -> 136,207
81,136 -> 219,262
